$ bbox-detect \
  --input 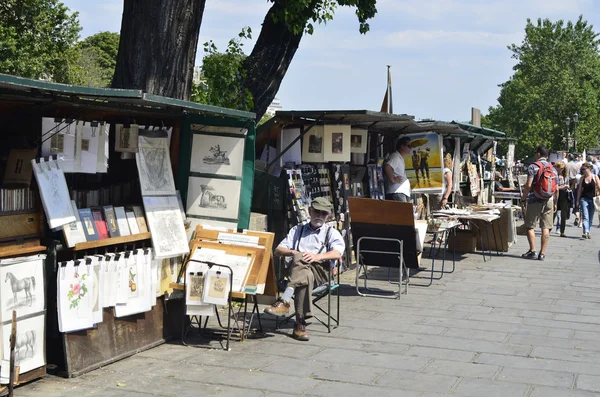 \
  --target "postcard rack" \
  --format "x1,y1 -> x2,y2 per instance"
180,259 -> 234,351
